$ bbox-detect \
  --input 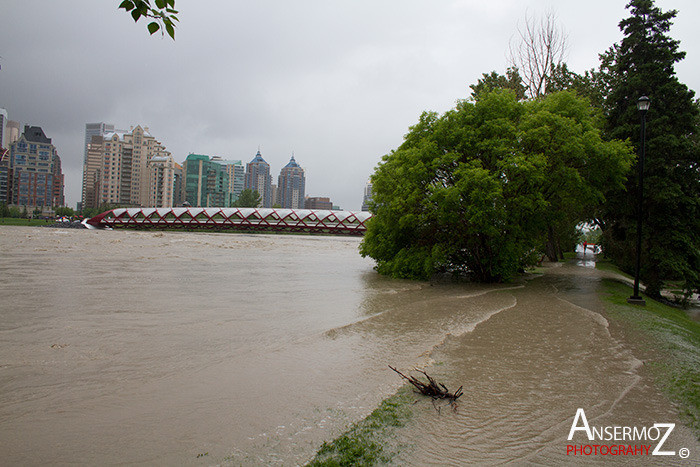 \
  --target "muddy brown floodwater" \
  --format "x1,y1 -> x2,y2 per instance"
390,263 -> 699,465
0,226 -> 697,465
